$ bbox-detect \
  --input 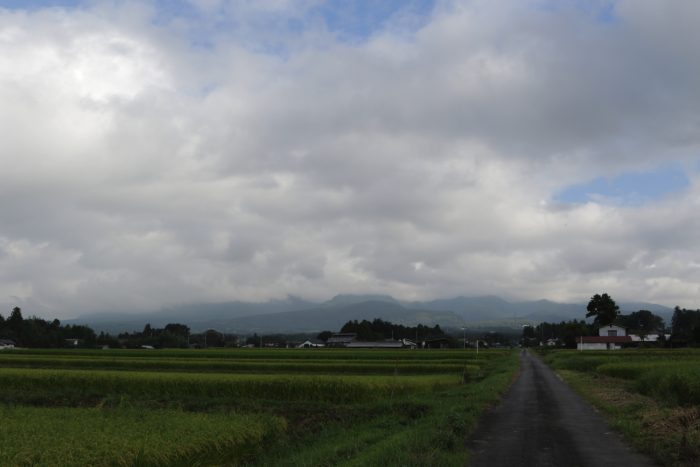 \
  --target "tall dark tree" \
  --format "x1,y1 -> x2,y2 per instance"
671,306 -> 700,345
586,293 -> 620,326
8,307 -> 23,327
